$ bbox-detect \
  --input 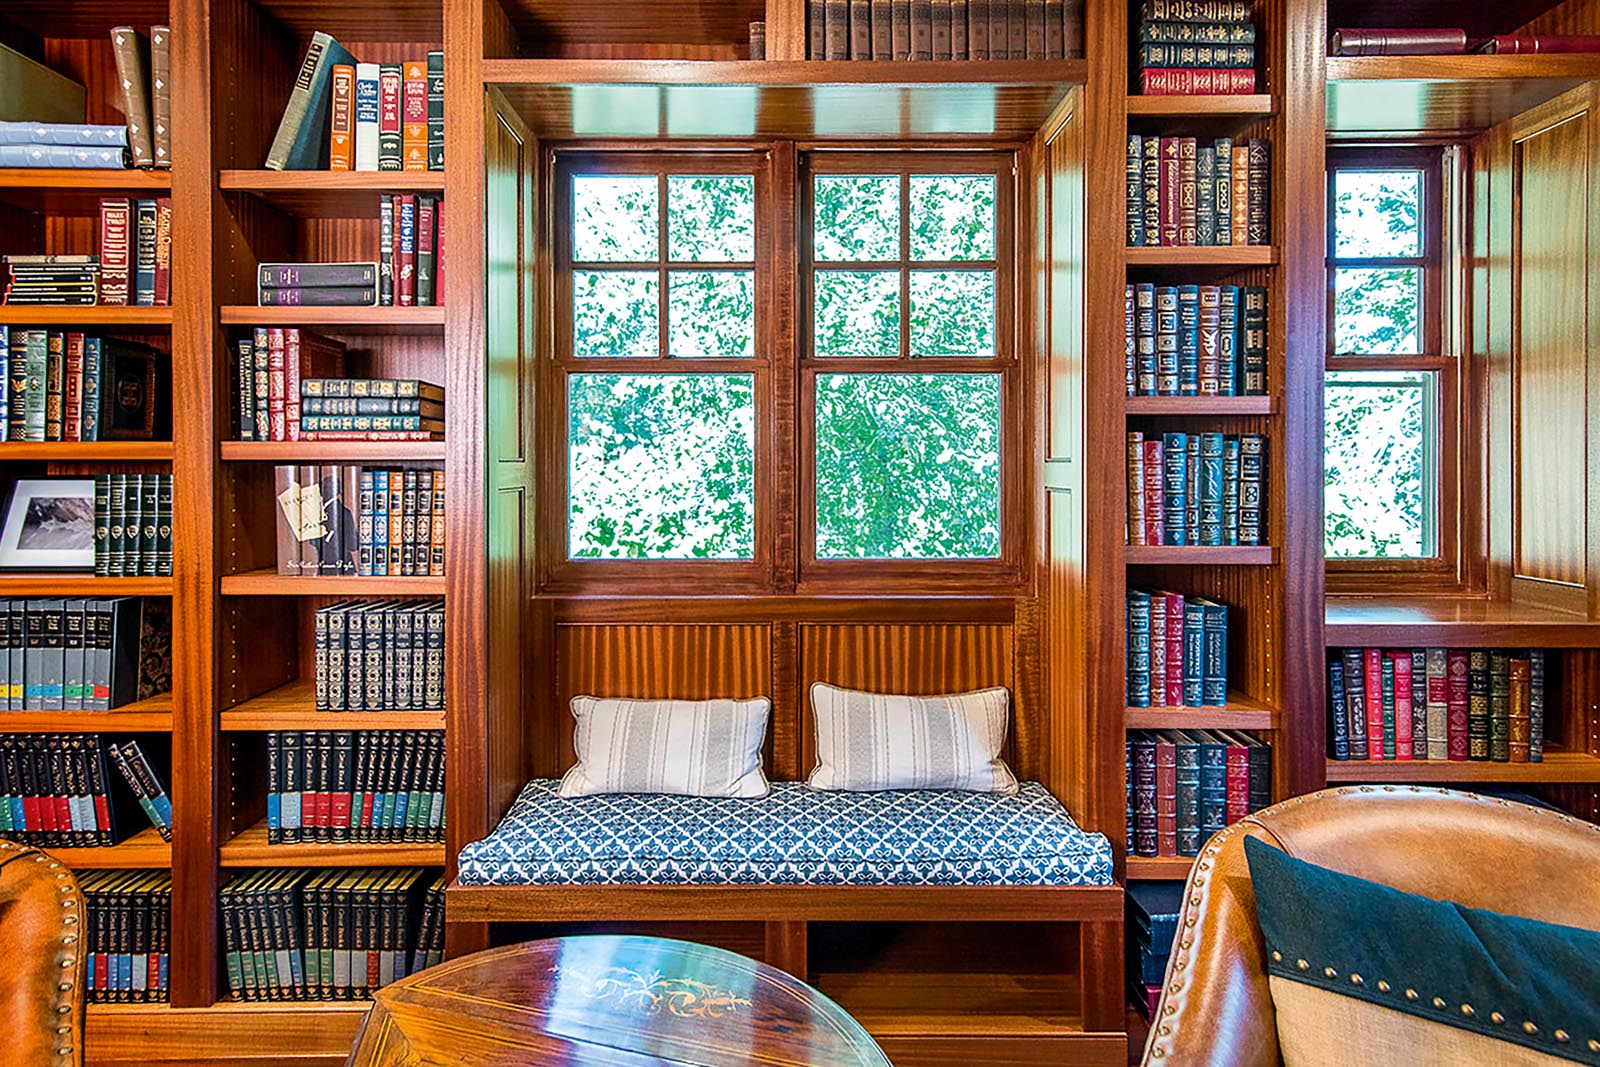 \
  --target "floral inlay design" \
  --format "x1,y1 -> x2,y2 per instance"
553,964 -> 754,1020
